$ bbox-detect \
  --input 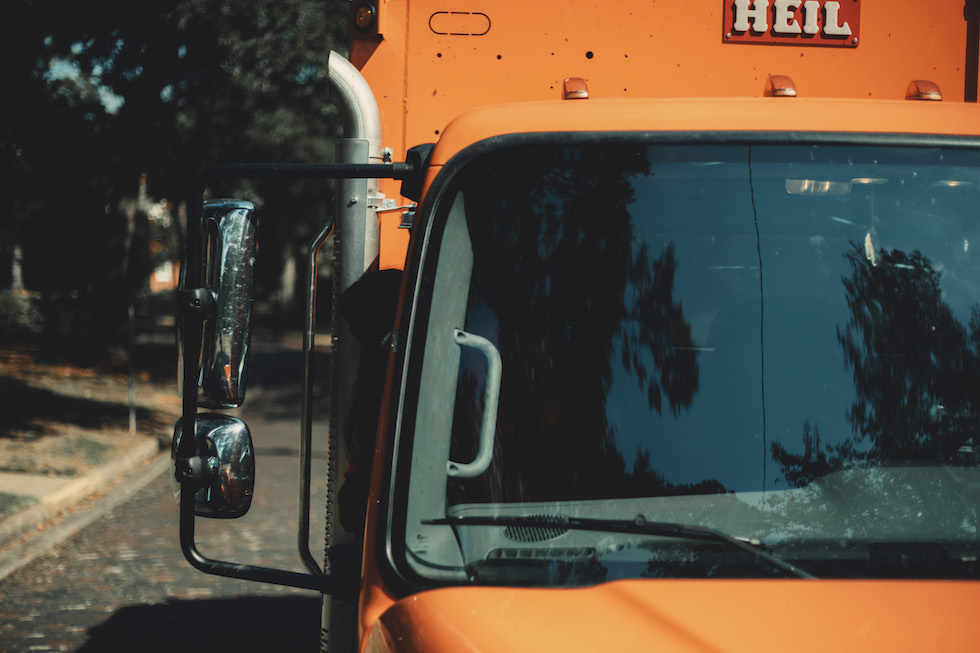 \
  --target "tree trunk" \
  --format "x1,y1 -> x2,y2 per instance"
279,245 -> 298,314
